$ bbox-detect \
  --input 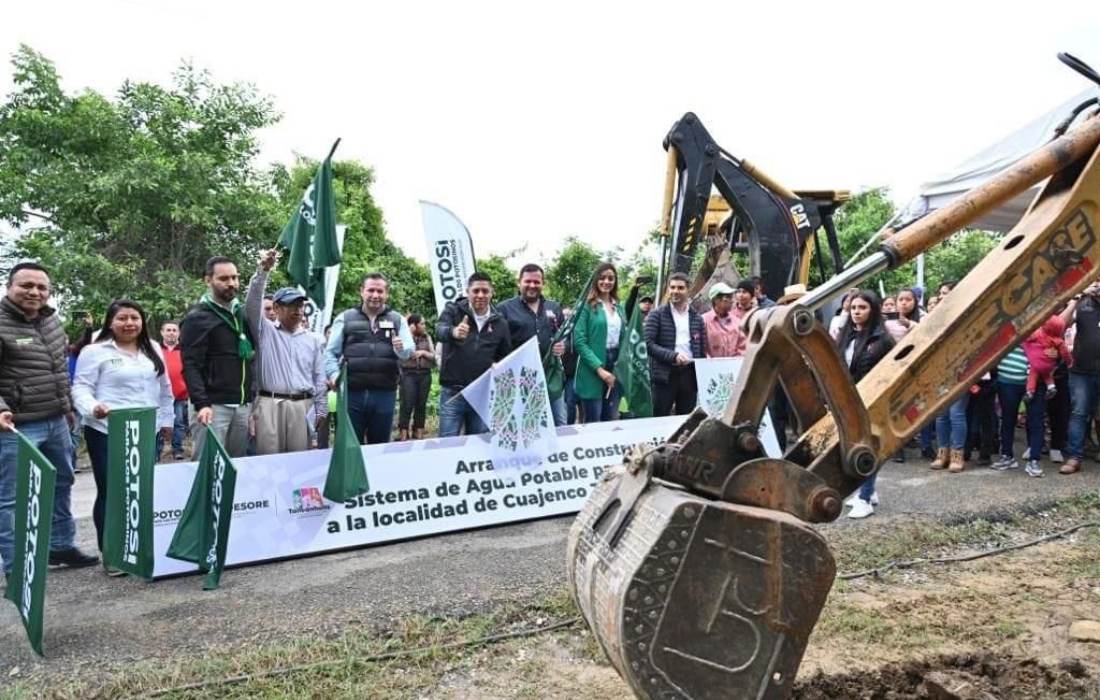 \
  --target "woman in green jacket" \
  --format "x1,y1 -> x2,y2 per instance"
573,262 -> 626,422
